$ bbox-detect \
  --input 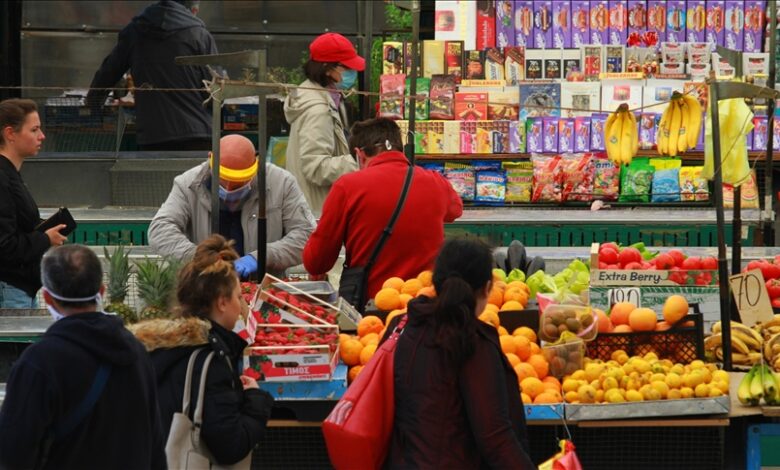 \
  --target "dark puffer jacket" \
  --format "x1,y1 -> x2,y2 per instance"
131,317 -> 274,465
383,297 -> 535,469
